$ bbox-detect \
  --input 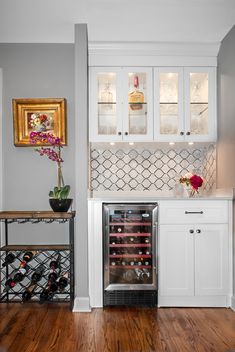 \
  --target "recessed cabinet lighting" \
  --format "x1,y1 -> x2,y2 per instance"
188,142 -> 194,145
